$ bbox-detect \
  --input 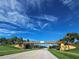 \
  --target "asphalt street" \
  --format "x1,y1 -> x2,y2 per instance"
0,49 -> 58,59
